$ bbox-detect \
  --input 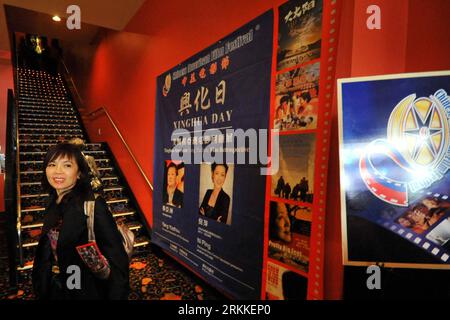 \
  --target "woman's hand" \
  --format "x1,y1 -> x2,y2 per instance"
200,207 -> 205,215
